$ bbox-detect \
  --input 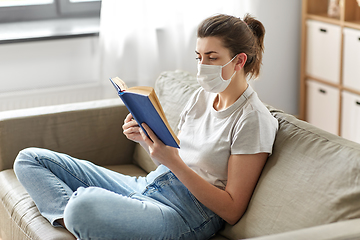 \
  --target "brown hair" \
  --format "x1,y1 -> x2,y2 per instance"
197,13 -> 265,80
